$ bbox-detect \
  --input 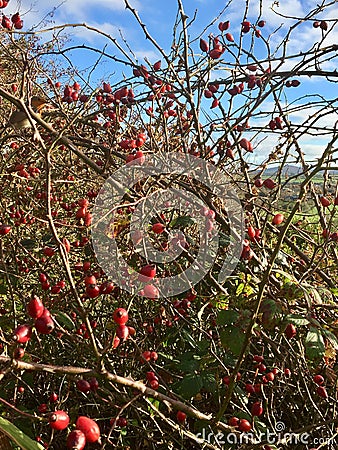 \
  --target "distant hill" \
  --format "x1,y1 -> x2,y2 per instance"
250,164 -> 303,177
251,164 -> 338,177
